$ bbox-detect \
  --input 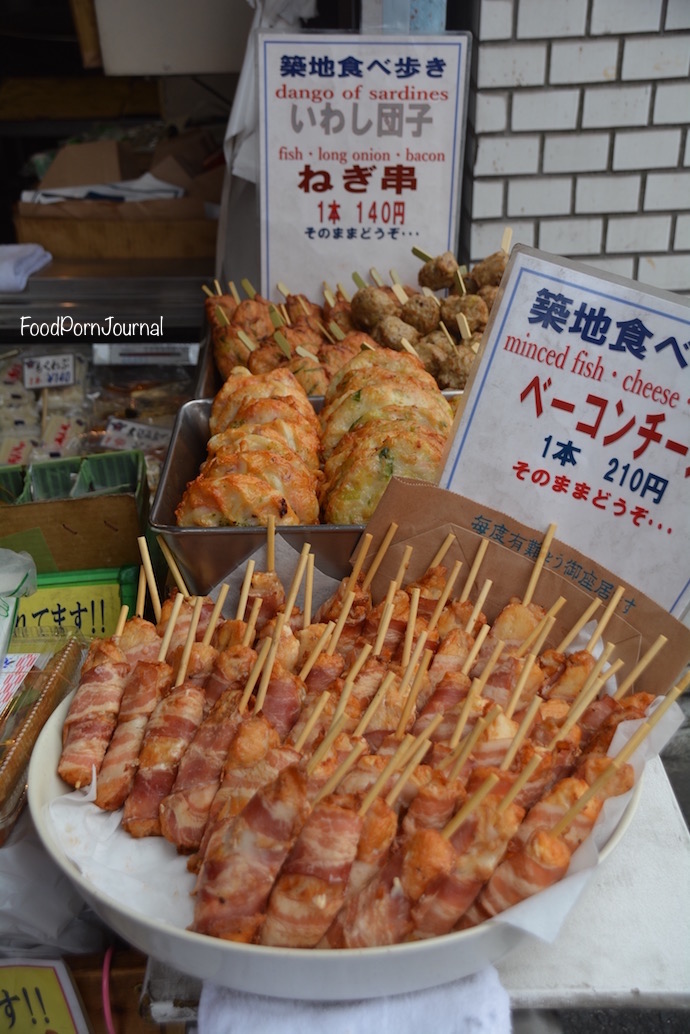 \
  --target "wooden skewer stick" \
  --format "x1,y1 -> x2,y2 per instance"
174,596 -> 203,687
358,735 -> 416,816
393,544 -> 414,590
266,516 -> 275,572
293,691 -> 331,753
336,282 -> 351,303
550,649 -> 620,748
501,226 -> 513,254
454,269 -> 467,296
135,566 -> 147,618
460,623 -> 491,677
213,278 -> 223,295
137,535 -> 161,622
475,637 -> 506,693
397,630 -> 429,698
333,644 -> 373,725
390,282 -> 408,305
585,585 -> 625,652
385,726 -> 442,810
446,678 -> 482,751
613,634 -> 668,701
352,271 -> 367,290
236,329 -> 256,352
373,582 -> 398,657
283,543 -> 311,620
427,559 -> 463,633
361,522 -> 399,591
395,647 -> 433,738
241,596 -> 262,647
456,313 -> 472,343
236,559 -> 256,621
370,267 -> 385,286
215,305 -> 231,328
157,591 -> 185,662
202,284 -> 214,298
354,671 -> 397,738
522,523 -> 557,607
114,605 -> 129,638
428,532 -> 456,570
448,706 -> 501,781
299,621 -> 336,681
303,553 -> 314,629
201,584 -> 229,647
464,577 -> 493,634
516,598 -> 565,658
240,277 -> 256,298
551,675 -> 690,839
442,772 -> 500,840
314,741 -> 369,803
157,536 -> 191,598
400,336 -> 420,358
238,637 -> 272,714
505,652 -> 539,720
411,246 -> 434,262
459,538 -> 489,603
254,613 -> 287,711
555,597 -> 601,654
326,592 -> 356,655
500,696 -> 543,771
497,753 -> 542,813
346,532 -> 373,594
515,614 -> 557,673
401,587 -> 421,669
228,281 -> 240,303
306,715 -> 347,774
